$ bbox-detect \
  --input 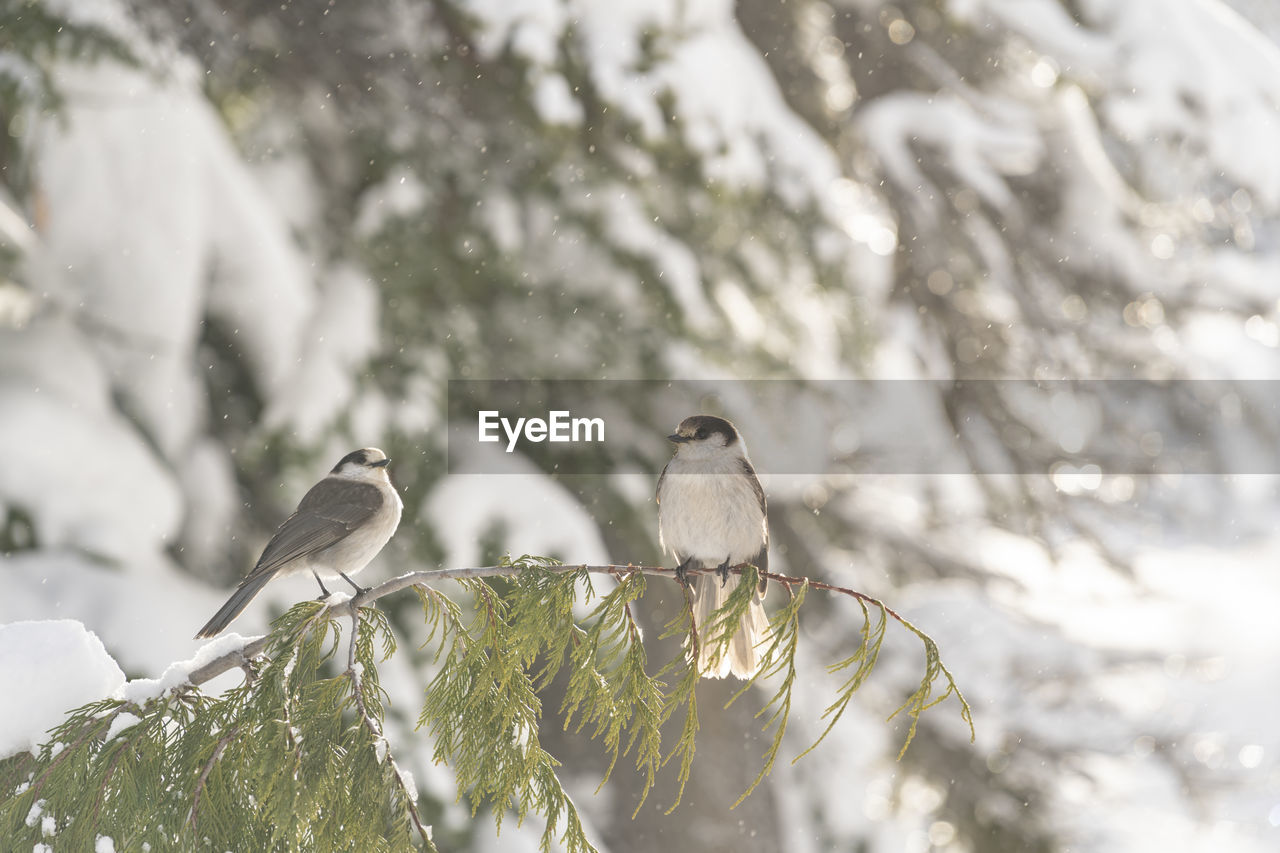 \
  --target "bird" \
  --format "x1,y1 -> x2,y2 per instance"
195,447 -> 403,638
656,415 -> 770,679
